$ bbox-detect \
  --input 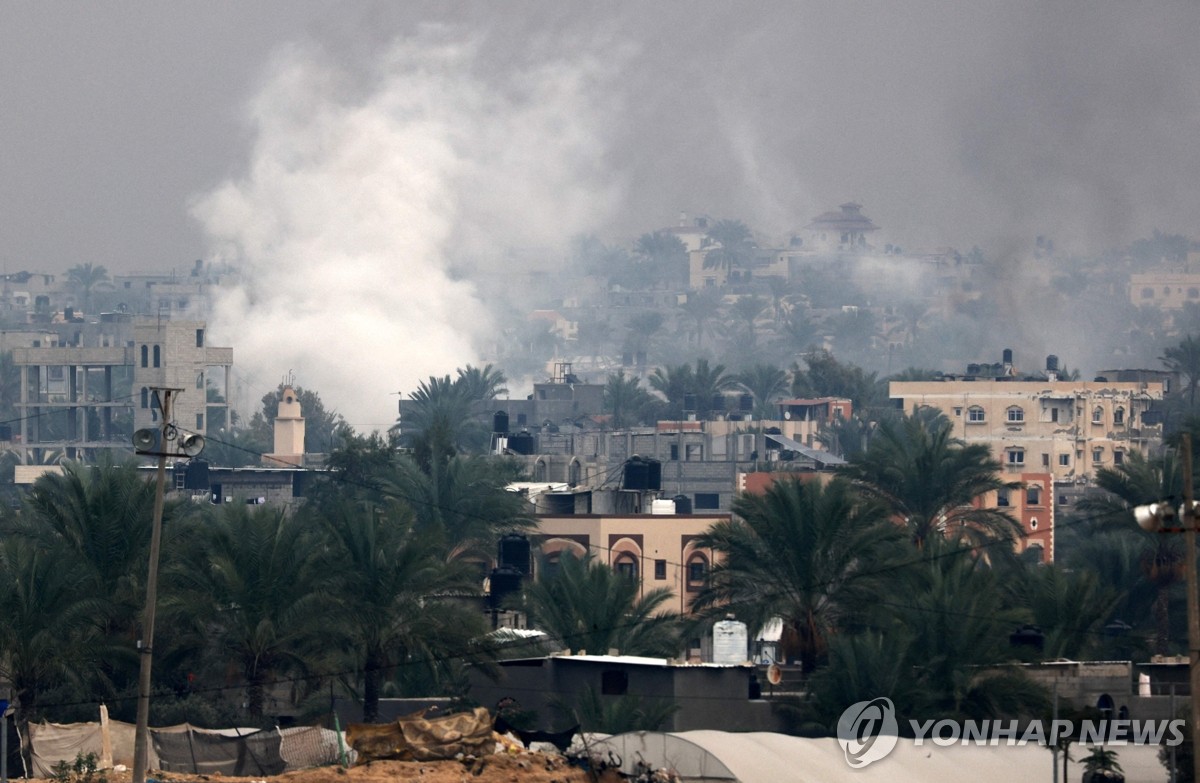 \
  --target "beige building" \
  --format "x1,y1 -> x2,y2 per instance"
889,379 -> 1165,482
1130,271 -> 1200,309
533,512 -> 729,616
263,384 -> 306,467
